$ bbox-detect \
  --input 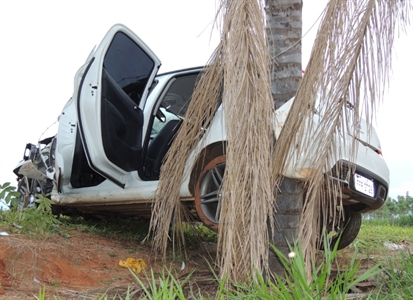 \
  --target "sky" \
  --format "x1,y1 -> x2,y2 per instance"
0,0 -> 412,200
